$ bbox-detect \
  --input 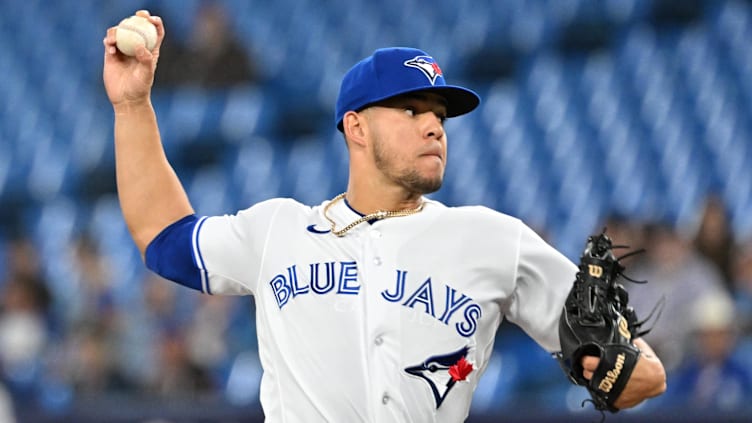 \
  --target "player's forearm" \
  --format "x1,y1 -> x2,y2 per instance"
613,338 -> 666,409
114,100 -> 194,255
